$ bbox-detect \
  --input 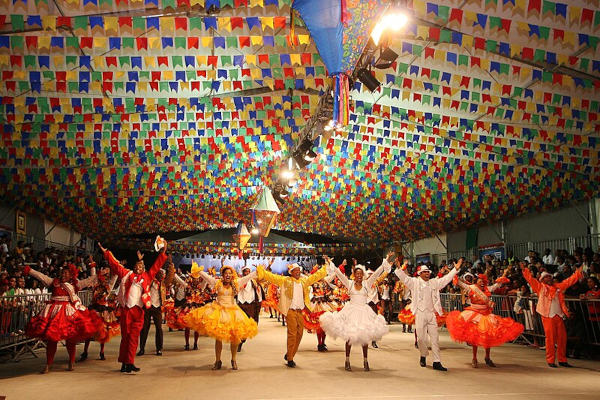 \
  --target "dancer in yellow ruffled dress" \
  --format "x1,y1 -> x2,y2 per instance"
184,265 -> 258,370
